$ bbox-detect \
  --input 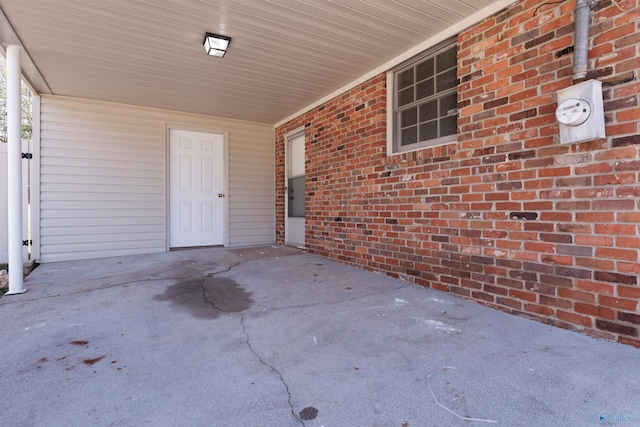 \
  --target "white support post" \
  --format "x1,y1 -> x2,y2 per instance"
6,44 -> 26,295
